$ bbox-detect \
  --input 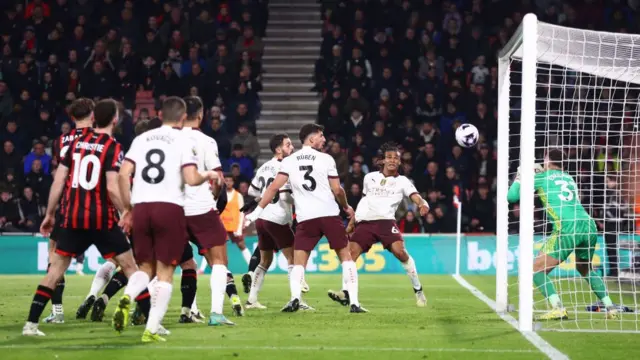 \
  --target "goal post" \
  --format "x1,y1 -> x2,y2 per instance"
497,13 -> 640,333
